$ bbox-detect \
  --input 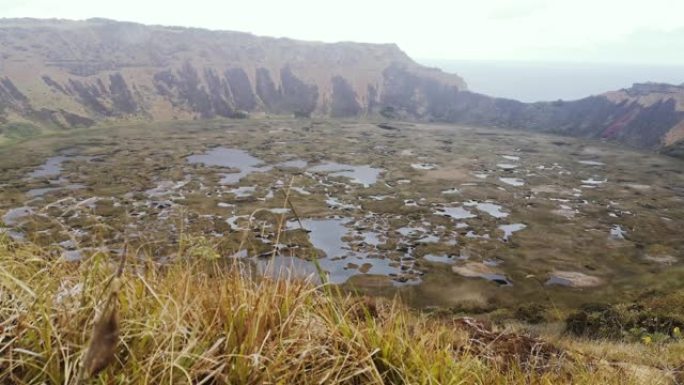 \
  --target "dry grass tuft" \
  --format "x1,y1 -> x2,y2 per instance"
0,235 -> 671,384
